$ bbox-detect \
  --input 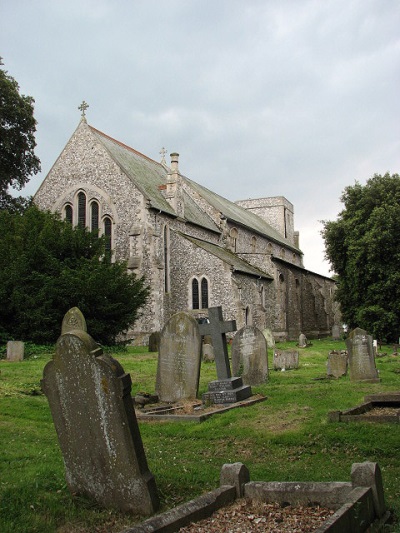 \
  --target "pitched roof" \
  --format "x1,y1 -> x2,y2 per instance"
181,233 -> 273,280
89,124 -> 300,251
